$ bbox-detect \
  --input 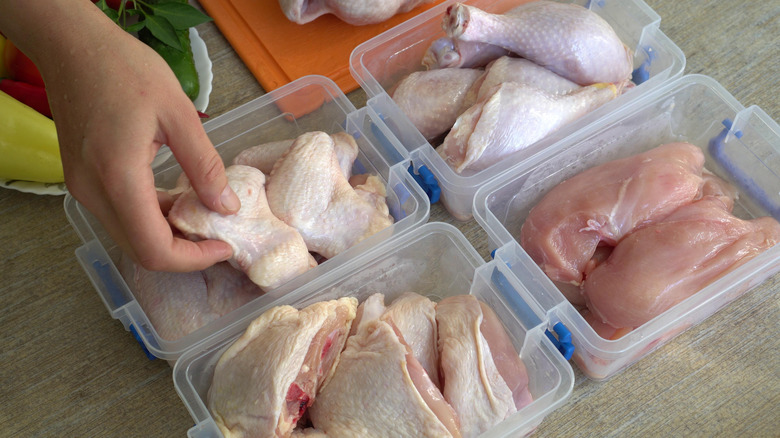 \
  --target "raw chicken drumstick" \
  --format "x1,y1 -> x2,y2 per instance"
437,81 -> 618,173
443,1 -> 634,85
279,0 -> 433,25
266,131 -> 394,259
168,165 -> 317,291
